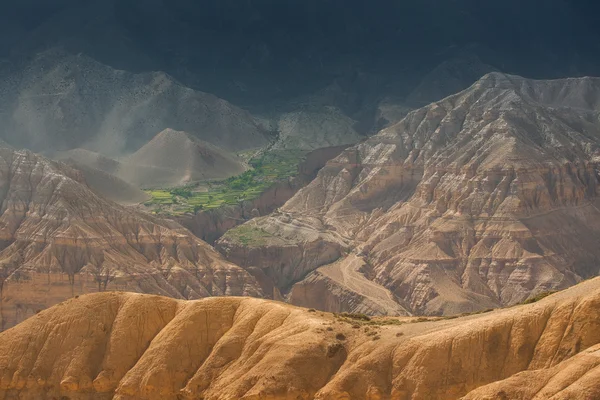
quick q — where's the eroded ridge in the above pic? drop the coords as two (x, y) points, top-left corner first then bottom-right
(0, 146), (263, 329)
(218, 73), (600, 315)
(2, 277), (600, 399)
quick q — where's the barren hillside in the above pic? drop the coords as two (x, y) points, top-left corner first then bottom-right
(119, 129), (247, 188)
(218, 73), (600, 315)
(0, 145), (263, 329)
(1, 278), (600, 399)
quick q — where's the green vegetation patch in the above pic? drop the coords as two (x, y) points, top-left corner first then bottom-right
(143, 150), (307, 215)
(222, 225), (274, 246)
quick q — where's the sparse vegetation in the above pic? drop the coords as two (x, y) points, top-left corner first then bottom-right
(522, 291), (558, 305)
(326, 342), (344, 358)
(335, 312), (371, 321)
(222, 225), (274, 246)
(440, 308), (496, 320)
(333, 311), (440, 327)
(413, 317), (430, 323)
(144, 150), (306, 216)
(367, 319), (406, 326)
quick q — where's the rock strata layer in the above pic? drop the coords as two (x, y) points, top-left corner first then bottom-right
(217, 73), (600, 315)
(0, 146), (262, 330)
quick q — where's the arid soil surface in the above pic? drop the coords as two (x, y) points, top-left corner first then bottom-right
(2, 277), (600, 399)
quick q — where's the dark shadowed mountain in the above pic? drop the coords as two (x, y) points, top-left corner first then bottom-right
(0, 0), (599, 153)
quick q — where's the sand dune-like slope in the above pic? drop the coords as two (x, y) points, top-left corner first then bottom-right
(64, 161), (150, 205)
(53, 148), (150, 204)
(119, 129), (247, 187)
(2, 278), (600, 399)
(54, 148), (122, 175)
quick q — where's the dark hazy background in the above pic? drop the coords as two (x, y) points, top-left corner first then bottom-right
(0, 0), (599, 153)
(1, 0), (599, 105)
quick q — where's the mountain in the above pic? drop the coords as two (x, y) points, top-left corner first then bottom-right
(53, 148), (150, 204)
(119, 129), (247, 188)
(60, 160), (150, 205)
(0, 49), (269, 154)
(0, 1), (599, 155)
(0, 145), (263, 330)
(217, 73), (600, 316)
(270, 106), (364, 150)
(1, 0), (599, 106)
(2, 278), (600, 399)
(405, 54), (498, 107)
(53, 148), (122, 175)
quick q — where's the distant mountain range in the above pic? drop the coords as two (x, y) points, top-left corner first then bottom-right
(0, 0), (599, 155)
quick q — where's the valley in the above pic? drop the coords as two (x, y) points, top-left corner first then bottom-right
(141, 149), (307, 215)
(0, 1), (600, 398)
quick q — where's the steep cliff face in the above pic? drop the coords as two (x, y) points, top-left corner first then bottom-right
(2, 278), (600, 399)
(0, 146), (263, 330)
(217, 73), (600, 315)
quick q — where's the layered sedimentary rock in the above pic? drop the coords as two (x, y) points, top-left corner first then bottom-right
(217, 73), (600, 315)
(2, 278), (600, 399)
(0, 146), (262, 329)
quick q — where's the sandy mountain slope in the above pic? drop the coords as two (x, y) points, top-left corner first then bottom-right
(54, 148), (122, 175)
(2, 278), (600, 399)
(217, 73), (600, 316)
(0, 145), (263, 330)
(53, 149), (150, 204)
(119, 129), (247, 188)
(0, 49), (269, 154)
(63, 161), (150, 205)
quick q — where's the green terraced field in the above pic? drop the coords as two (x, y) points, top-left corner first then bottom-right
(220, 224), (274, 246)
(143, 150), (306, 215)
